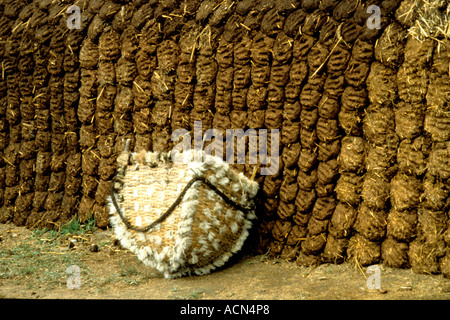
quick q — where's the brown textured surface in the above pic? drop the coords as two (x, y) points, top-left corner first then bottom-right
(0, 0), (448, 276)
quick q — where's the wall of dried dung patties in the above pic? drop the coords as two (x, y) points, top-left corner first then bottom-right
(0, 0), (448, 276)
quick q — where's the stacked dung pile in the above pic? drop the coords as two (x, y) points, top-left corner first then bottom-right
(14, 1), (42, 227)
(394, 0), (450, 275)
(348, 21), (405, 267)
(45, 10), (73, 227)
(0, 0), (448, 277)
(0, 2), (6, 218)
(262, 10), (297, 259)
(421, 40), (450, 275)
(273, 24), (302, 261)
(93, 9), (122, 226)
(78, 5), (98, 225)
(61, 14), (85, 227)
(173, 17), (196, 133)
(1, 0), (36, 226)
(3, 0), (88, 229)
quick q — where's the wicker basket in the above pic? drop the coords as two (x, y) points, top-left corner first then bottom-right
(108, 146), (259, 278)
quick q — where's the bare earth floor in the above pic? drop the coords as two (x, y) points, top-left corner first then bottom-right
(0, 223), (449, 300)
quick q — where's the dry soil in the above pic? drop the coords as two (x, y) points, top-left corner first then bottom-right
(0, 222), (449, 300)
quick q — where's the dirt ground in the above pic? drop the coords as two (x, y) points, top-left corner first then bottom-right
(0, 222), (449, 300)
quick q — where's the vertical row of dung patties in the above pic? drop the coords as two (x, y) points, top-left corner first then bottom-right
(95, 12), (121, 227)
(43, 13), (67, 227)
(273, 29), (300, 261)
(323, 6), (371, 265)
(1, 1), (42, 227)
(78, 2), (100, 225)
(291, 9), (328, 265)
(382, 33), (432, 269)
(409, 37), (449, 274)
(24, 1), (51, 228)
(7, 1), (34, 226)
(298, 12), (346, 266)
(0, 1), (9, 221)
(348, 21), (404, 266)
(61, 6), (87, 227)
(420, 40), (450, 276)
(0, 0), (17, 224)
